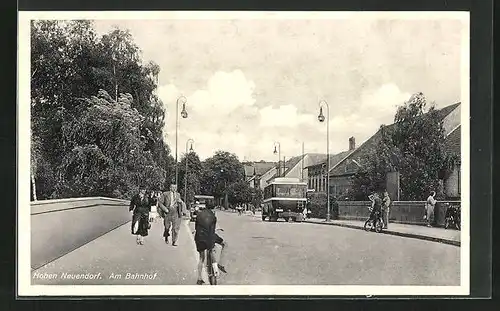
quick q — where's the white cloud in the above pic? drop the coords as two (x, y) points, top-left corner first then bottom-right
(158, 70), (260, 161)
(159, 75), (413, 161)
(259, 104), (315, 128)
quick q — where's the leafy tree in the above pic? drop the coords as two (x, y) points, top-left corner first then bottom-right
(200, 151), (245, 200)
(30, 20), (174, 199)
(53, 90), (166, 198)
(349, 93), (458, 201)
(227, 181), (253, 205)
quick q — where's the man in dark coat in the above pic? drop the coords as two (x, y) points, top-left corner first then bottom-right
(158, 184), (187, 246)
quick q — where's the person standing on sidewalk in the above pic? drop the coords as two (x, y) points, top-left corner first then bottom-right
(129, 187), (151, 245)
(158, 184), (187, 246)
(382, 191), (391, 229)
(425, 191), (437, 227)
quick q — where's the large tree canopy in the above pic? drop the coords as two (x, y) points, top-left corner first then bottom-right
(30, 20), (173, 199)
(199, 151), (245, 200)
(349, 93), (458, 201)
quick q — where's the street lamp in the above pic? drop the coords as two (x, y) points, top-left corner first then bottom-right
(220, 169), (228, 209)
(184, 138), (194, 205)
(318, 100), (331, 222)
(175, 95), (188, 188)
(273, 142), (281, 177)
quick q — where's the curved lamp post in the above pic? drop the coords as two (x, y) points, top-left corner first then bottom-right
(220, 169), (228, 209)
(184, 138), (194, 205)
(273, 141), (281, 177)
(318, 100), (331, 222)
(175, 95), (188, 187)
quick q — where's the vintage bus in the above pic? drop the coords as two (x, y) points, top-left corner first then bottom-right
(262, 177), (308, 222)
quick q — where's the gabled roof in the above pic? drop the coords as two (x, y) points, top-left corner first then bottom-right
(243, 161), (276, 178)
(444, 125), (460, 156)
(328, 102), (461, 176)
(305, 151), (352, 170)
(282, 155), (305, 176)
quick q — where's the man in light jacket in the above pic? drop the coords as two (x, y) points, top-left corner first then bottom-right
(425, 191), (437, 227)
(158, 184), (187, 246)
(382, 191), (391, 229)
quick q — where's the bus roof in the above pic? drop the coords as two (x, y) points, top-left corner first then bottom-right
(194, 195), (215, 199)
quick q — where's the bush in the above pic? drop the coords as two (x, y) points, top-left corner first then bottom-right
(307, 192), (339, 219)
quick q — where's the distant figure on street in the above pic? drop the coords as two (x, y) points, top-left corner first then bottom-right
(158, 184), (187, 246)
(129, 187), (151, 245)
(236, 204), (243, 216)
(382, 191), (391, 229)
(425, 191), (437, 227)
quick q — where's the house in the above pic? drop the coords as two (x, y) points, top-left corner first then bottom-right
(327, 102), (461, 200)
(305, 141), (354, 194)
(257, 153), (333, 191)
(443, 125), (461, 199)
(243, 161), (276, 189)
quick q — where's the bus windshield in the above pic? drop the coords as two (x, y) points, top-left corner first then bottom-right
(274, 184), (306, 198)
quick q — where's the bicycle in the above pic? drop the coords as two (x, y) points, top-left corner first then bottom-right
(364, 208), (384, 233)
(205, 228), (224, 285)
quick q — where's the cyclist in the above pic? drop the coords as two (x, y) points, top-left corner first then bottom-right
(368, 192), (383, 226)
(194, 201), (228, 285)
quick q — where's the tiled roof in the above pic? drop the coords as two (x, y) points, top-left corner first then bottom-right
(305, 151), (353, 170)
(436, 102), (460, 120)
(328, 102), (460, 176)
(243, 162), (276, 178)
(444, 125), (460, 156)
(254, 162), (277, 175)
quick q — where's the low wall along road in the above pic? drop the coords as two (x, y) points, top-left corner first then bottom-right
(336, 200), (461, 227)
(31, 197), (131, 270)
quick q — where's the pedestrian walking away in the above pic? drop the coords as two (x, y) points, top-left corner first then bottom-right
(425, 191), (437, 227)
(158, 184), (187, 246)
(129, 186), (151, 245)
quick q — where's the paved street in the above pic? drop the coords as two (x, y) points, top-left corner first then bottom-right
(31, 209), (460, 286)
(197, 211), (460, 285)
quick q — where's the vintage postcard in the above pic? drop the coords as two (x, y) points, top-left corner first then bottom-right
(18, 11), (470, 296)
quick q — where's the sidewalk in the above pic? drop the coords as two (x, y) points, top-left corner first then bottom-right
(31, 218), (199, 285)
(242, 211), (460, 247)
(304, 218), (461, 246)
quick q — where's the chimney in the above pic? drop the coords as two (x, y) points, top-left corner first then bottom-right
(349, 137), (356, 151)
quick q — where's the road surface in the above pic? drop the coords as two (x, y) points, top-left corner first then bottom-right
(31, 210), (460, 285)
(190, 211), (460, 286)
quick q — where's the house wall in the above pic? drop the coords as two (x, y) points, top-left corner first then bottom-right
(330, 175), (353, 198)
(259, 167), (277, 190)
(284, 155), (318, 181)
(444, 166), (460, 199)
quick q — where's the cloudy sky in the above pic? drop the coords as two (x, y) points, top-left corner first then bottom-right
(93, 14), (467, 162)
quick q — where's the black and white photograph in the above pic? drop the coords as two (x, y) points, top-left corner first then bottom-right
(18, 11), (470, 296)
